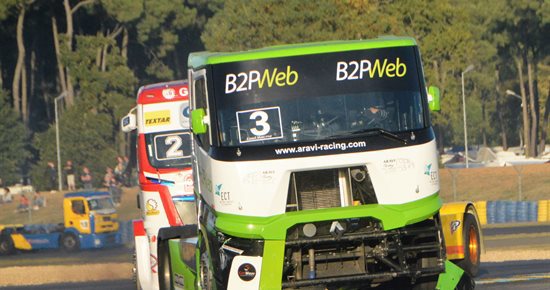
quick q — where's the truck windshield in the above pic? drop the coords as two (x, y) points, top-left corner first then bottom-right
(211, 46), (426, 147)
(144, 130), (192, 168)
(88, 197), (116, 212)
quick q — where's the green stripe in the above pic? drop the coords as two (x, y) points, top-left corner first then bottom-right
(215, 193), (442, 240)
(259, 240), (286, 289)
(188, 37), (416, 68)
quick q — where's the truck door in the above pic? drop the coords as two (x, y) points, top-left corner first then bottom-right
(65, 198), (91, 234)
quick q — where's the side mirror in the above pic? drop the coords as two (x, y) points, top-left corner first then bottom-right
(191, 108), (208, 134)
(121, 113), (137, 132)
(428, 86), (441, 111)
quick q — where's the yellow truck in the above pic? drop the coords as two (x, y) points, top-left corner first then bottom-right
(0, 191), (120, 254)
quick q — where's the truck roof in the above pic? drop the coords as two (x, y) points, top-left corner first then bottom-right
(136, 80), (189, 105)
(188, 36), (417, 68)
(64, 191), (111, 199)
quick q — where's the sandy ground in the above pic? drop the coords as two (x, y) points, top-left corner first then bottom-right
(0, 262), (133, 286)
(1, 250), (549, 286)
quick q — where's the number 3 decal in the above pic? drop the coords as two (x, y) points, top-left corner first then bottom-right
(249, 110), (270, 136)
(236, 106), (283, 143)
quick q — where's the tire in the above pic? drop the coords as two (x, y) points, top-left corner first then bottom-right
(457, 213), (481, 277)
(157, 239), (172, 290)
(0, 234), (15, 255)
(132, 249), (143, 290)
(60, 233), (80, 252)
(199, 239), (214, 290)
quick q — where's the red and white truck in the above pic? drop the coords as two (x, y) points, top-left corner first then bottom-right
(121, 80), (196, 290)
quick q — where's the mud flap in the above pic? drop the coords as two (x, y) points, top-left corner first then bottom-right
(436, 261), (476, 289)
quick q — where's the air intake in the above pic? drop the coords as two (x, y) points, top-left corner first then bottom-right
(286, 166), (377, 212)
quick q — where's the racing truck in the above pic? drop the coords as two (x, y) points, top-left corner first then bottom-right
(168, 37), (481, 289)
(121, 80), (197, 290)
(0, 191), (120, 254)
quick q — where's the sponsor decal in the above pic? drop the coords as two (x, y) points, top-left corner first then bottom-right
(80, 220), (89, 229)
(184, 174), (193, 192)
(424, 163), (439, 185)
(336, 57), (407, 81)
(225, 66), (298, 94)
(28, 238), (50, 244)
(214, 184), (232, 205)
(382, 158), (415, 173)
(145, 199), (160, 216)
(237, 263), (257, 281)
(145, 110), (171, 126)
(199, 167), (212, 195)
(174, 273), (185, 288)
(179, 86), (189, 97)
(450, 220), (461, 234)
(150, 254), (158, 273)
(243, 170), (275, 184)
(182, 106), (190, 118)
(162, 88), (176, 99)
(274, 140), (366, 155)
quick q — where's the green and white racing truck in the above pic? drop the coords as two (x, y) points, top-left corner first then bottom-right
(166, 37), (475, 289)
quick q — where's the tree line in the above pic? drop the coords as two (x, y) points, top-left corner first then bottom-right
(0, 0), (547, 187)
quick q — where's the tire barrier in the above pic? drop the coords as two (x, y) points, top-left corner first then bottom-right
(538, 200), (549, 222)
(479, 200), (547, 224)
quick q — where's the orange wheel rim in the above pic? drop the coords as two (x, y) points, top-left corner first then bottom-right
(468, 225), (479, 264)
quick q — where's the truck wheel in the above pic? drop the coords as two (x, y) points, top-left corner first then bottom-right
(0, 234), (15, 255)
(132, 249), (143, 290)
(60, 233), (80, 252)
(158, 239), (171, 290)
(199, 241), (214, 290)
(457, 213), (480, 277)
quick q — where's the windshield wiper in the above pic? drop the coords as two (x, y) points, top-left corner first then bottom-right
(330, 128), (408, 144)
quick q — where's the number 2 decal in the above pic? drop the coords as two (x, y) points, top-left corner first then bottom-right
(236, 106), (283, 143)
(165, 135), (184, 158)
(153, 132), (191, 161)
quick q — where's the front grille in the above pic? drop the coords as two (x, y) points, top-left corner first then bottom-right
(286, 166), (377, 212)
(299, 188), (340, 210)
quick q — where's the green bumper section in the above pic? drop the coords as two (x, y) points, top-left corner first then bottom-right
(216, 193), (442, 240)
(215, 193), (442, 289)
(436, 260), (465, 290)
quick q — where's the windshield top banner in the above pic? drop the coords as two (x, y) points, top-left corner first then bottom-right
(212, 46), (420, 107)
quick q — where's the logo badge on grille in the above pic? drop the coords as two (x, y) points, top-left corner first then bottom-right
(330, 221), (345, 238)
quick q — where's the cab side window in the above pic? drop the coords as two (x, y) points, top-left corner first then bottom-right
(71, 200), (86, 215)
(194, 77), (211, 150)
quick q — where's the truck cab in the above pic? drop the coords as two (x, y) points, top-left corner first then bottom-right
(121, 80), (197, 290)
(0, 191), (120, 254)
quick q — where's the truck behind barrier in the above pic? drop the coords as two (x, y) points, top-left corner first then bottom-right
(0, 191), (120, 254)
